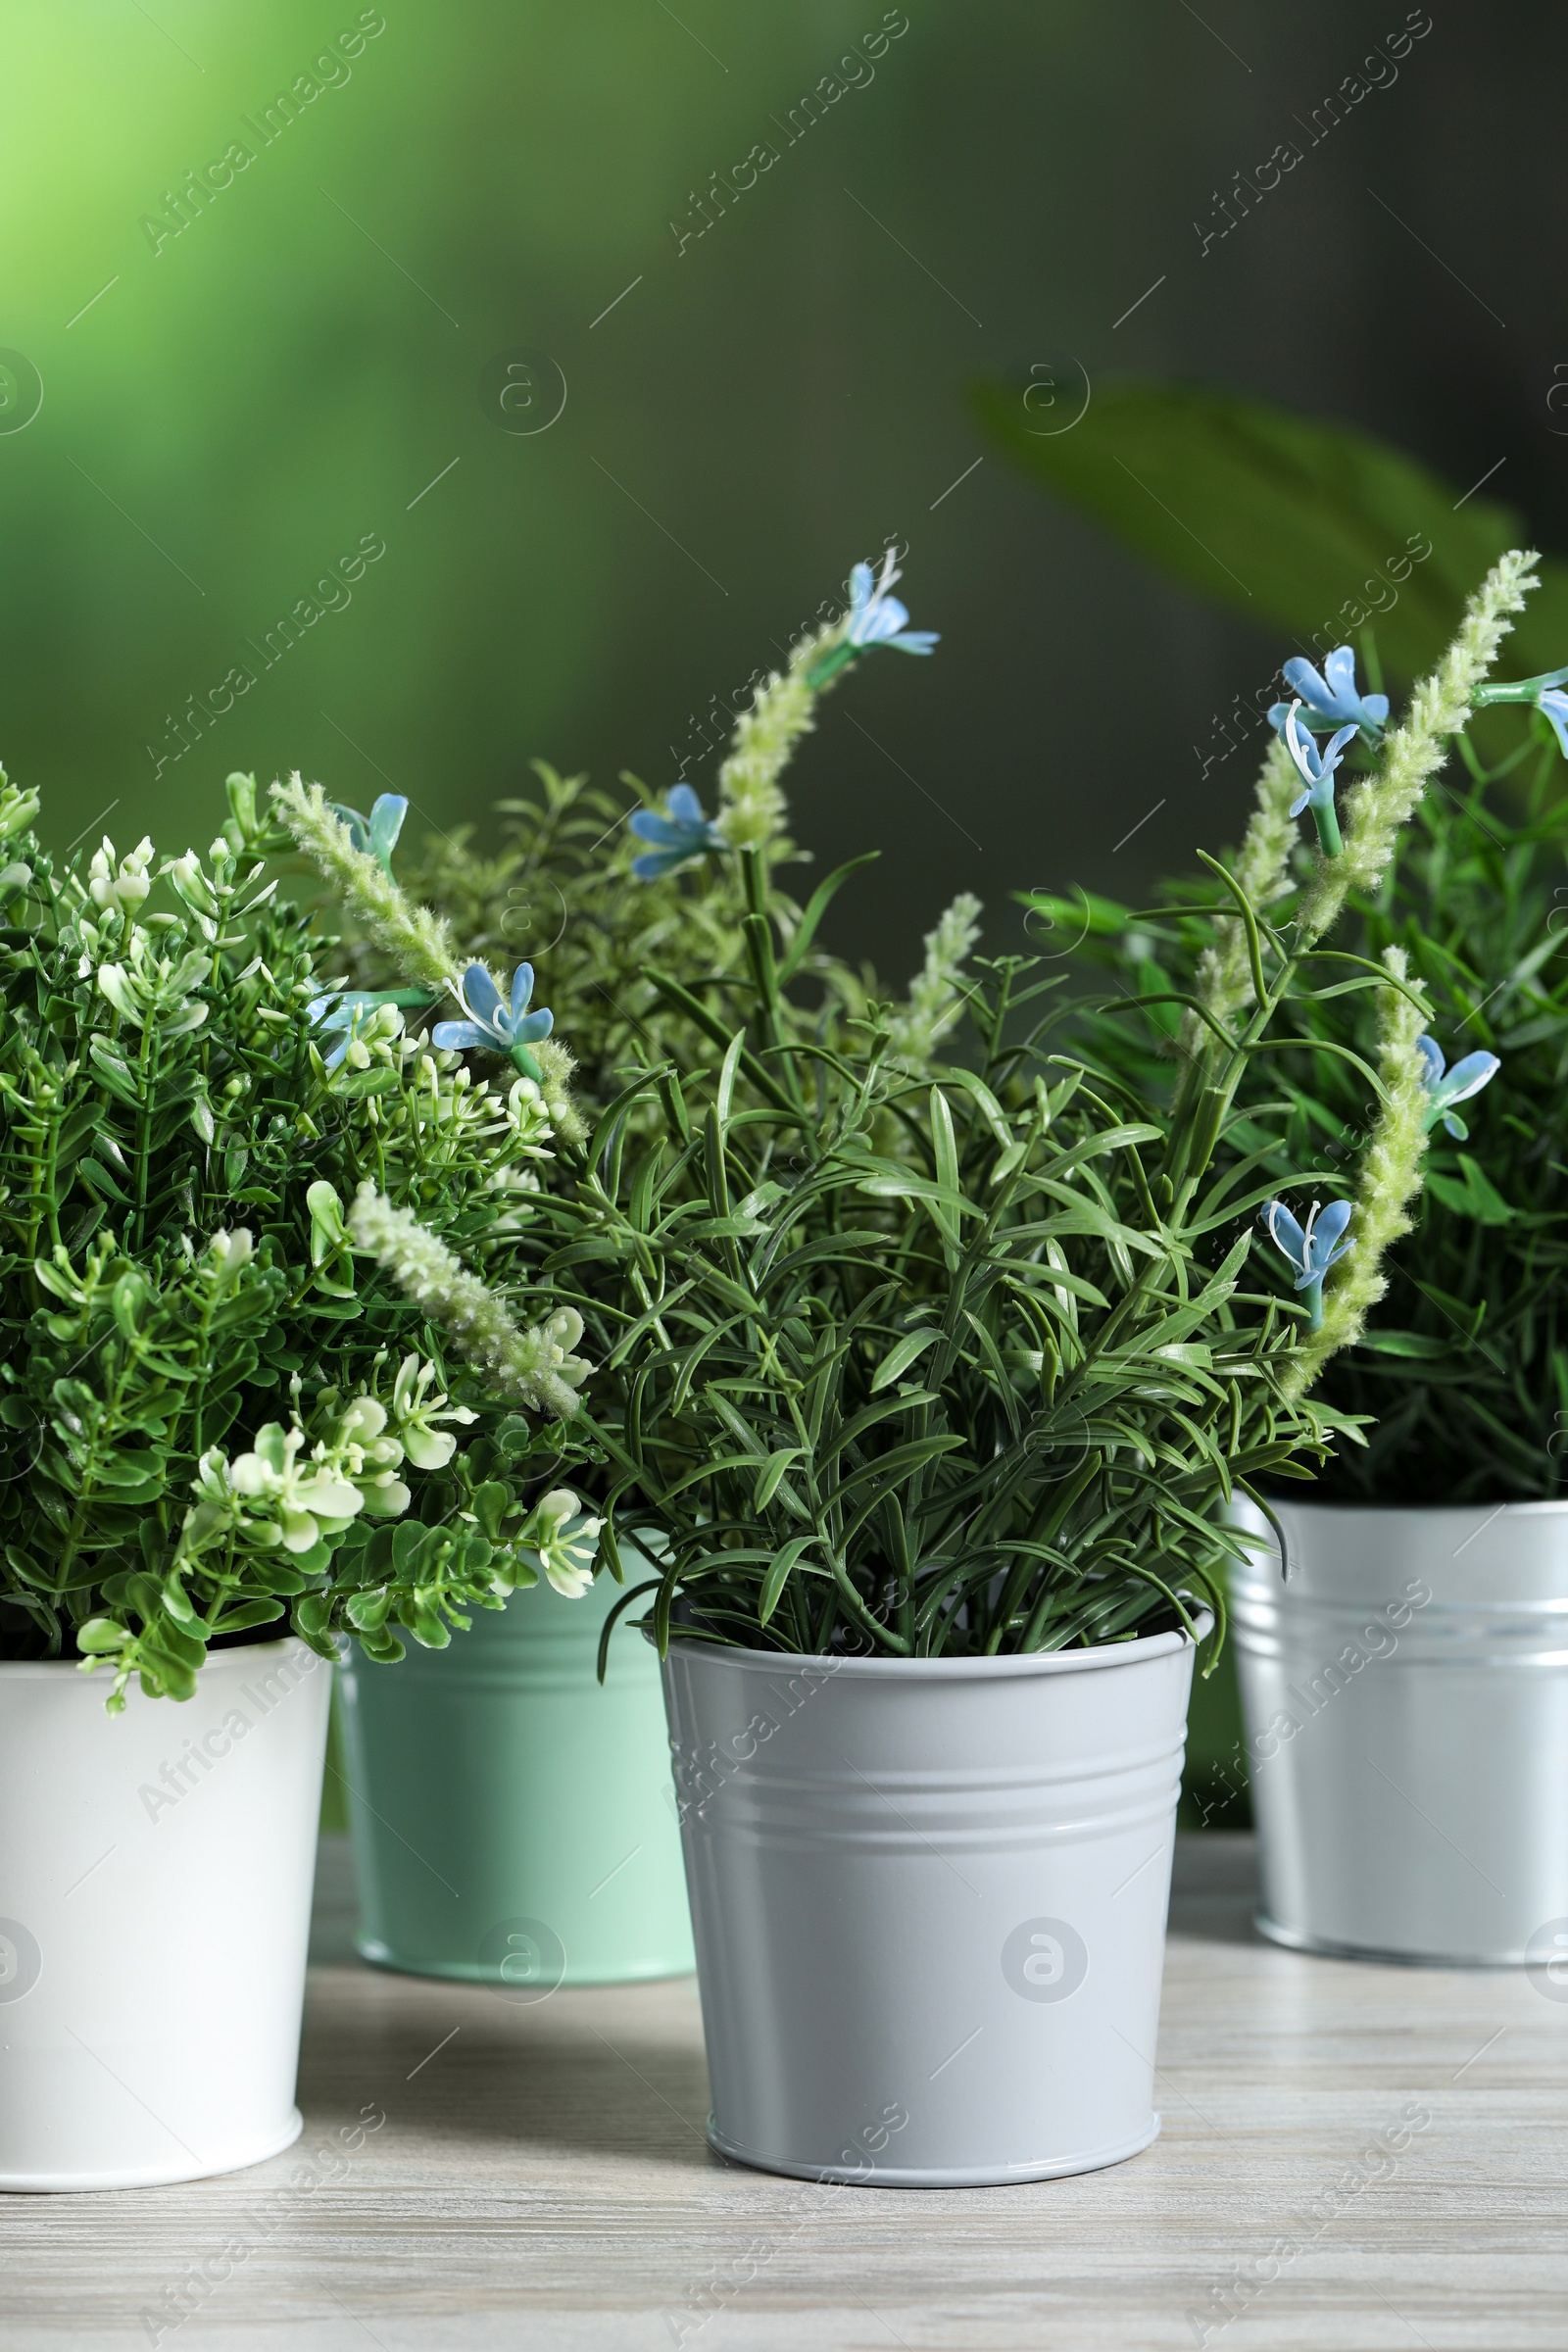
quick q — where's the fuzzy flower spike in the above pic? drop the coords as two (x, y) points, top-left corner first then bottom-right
(1283, 703), (1358, 857)
(1268, 645), (1389, 737)
(433, 961), (554, 1082)
(349, 1184), (593, 1421)
(629, 783), (726, 881)
(270, 775), (465, 995)
(1261, 1198), (1355, 1333)
(1415, 1034), (1500, 1139)
(807, 551), (939, 686)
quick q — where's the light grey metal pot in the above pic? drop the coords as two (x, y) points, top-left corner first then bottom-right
(1230, 1497), (1568, 1966)
(659, 1620), (1204, 2187)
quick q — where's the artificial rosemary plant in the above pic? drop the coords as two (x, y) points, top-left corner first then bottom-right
(428, 567), (1536, 1657)
(1037, 612), (1568, 1501)
(283, 554), (1536, 1658)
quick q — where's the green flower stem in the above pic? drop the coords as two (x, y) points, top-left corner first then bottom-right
(1310, 800), (1343, 858)
(1472, 668), (1568, 706)
(1174, 729), (1298, 1112)
(509, 1041), (544, 1084)
(131, 1022), (161, 1256)
(804, 642), (858, 689)
(737, 844), (804, 1106)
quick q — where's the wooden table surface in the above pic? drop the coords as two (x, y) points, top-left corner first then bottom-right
(5, 1834), (1566, 2351)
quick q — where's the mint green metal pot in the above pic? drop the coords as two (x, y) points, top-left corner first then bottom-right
(336, 1570), (693, 1984)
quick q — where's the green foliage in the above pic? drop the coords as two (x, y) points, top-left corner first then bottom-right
(0, 769), (595, 1704)
(974, 378), (1568, 678)
(979, 376), (1568, 1499)
(1038, 746), (1568, 1503)
(437, 571), (1534, 1658)
(504, 844), (1373, 1663)
(388, 761), (871, 1103)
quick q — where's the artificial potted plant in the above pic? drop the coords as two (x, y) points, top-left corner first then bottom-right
(280, 554), (980, 1988)
(401, 566), (1532, 2183)
(0, 771), (596, 2189)
(1048, 557), (1568, 1964)
(1218, 627), (1568, 1968)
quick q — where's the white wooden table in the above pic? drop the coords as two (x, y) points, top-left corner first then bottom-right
(5, 1836), (1566, 2350)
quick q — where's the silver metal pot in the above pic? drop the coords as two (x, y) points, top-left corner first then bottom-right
(659, 1620), (1203, 2186)
(1230, 1497), (1568, 1966)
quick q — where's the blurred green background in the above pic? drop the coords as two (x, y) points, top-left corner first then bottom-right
(5, 2), (1557, 1826)
(5, 0), (1561, 994)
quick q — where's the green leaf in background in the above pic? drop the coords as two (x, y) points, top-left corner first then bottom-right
(1424, 1152), (1515, 1225)
(973, 378), (1568, 679)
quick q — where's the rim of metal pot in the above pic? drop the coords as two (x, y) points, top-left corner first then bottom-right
(655, 1610), (1212, 1681)
(1250, 1496), (1568, 1523)
(0, 1635), (317, 1681)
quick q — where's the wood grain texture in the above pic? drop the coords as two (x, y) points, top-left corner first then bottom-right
(4, 1836), (1566, 2350)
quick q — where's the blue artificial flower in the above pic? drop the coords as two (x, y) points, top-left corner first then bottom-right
(1282, 704), (1358, 857)
(805, 553), (940, 687)
(326, 793), (408, 877)
(1260, 1197), (1355, 1333)
(843, 552), (940, 658)
(1415, 1034), (1500, 1141)
(432, 963), (554, 1079)
(628, 783), (726, 882)
(307, 988), (429, 1071)
(1538, 688), (1568, 760)
(1267, 646), (1389, 737)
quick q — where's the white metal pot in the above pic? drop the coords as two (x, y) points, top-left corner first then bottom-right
(0, 1638), (330, 2190)
(1230, 1497), (1568, 1966)
(660, 1620), (1204, 2186)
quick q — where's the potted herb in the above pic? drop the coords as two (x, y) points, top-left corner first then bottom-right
(278, 557), (979, 1989)
(1046, 563), (1568, 1964)
(1221, 636), (1568, 1968)
(0, 771), (596, 2189)
(410, 568), (1535, 2183)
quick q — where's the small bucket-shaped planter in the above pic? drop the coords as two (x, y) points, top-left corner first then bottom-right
(0, 1639), (329, 2191)
(337, 1570), (694, 1985)
(1231, 1497), (1568, 1966)
(660, 1621), (1203, 2185)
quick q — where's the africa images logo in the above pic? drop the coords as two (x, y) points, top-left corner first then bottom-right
(0, 1918), (42, 2004)
(1001, 1917), (1089, 2003)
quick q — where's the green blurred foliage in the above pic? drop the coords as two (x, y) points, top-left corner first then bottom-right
(2, 0), (1105, 884)
(4, 1), (730, 841)
(5, 0), (1560, 1003)
(976, 377), (1568, 679)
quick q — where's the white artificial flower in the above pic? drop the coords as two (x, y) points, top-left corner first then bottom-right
(390, 1351), (476, 1471)
(229, 1424), (367, 1553)
(88, 835), (154, 916)
(529, 1488), (604, 1599)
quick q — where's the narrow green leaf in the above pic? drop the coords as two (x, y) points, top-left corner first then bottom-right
(759, 1536), (815, 1626)
(869, 1327), (942, 1392)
